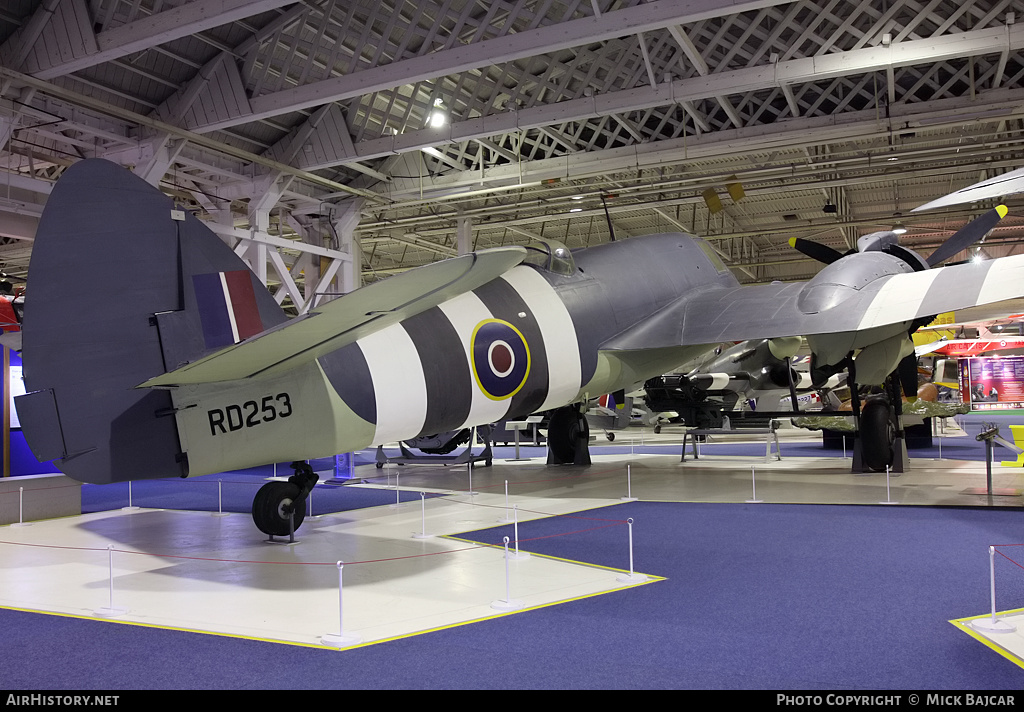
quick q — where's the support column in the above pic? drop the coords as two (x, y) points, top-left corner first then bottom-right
(0, 116), (14, 152)
(247, 172), (293, 288)
(329, 198), (364, 297)
(457, 215), (472, 255)
(132, 135), (185, 187)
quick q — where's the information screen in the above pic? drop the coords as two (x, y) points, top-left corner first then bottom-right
(959, 356), (1024, 410)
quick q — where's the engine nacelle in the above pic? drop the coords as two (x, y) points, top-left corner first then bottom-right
(797, 252), (915, 315)
(853, 334), (915, 386)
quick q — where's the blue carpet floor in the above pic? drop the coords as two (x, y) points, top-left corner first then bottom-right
(3, 500), (1022, 690)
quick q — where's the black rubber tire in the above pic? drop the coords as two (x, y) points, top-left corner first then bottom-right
(252, 481), (306, 536)
(860, 399), (895, 472)
(548, 407), (589, 463)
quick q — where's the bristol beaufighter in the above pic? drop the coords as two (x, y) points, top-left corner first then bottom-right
(15, 160), (1021, 535)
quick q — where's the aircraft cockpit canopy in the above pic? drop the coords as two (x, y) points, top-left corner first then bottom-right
(523, 238), (577, 276)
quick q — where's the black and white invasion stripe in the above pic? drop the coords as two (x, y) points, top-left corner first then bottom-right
(320, 265), (583, 445)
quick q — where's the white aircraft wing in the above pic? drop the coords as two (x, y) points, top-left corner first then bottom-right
(601, 253), (1024, 350)
(912, 167), (1024, 212)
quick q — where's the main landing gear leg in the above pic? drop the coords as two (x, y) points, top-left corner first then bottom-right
(252, 461), (320, 539)
(546, 404), (592, 466)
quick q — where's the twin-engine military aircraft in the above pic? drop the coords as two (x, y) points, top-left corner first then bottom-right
(15, 159), (1024, 536)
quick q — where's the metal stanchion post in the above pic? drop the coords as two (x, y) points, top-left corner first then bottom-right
(491, 537), (525, 610)
(412, 492), (433, 539)
(321, 561), (361, 647)
(95, 545), (128, 618)
(616, 518), (648, 584)
(970, 546), (1017, 634)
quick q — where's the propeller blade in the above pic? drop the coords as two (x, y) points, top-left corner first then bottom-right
(925, 205), (1007, 267)
(789, 237), (845, 265)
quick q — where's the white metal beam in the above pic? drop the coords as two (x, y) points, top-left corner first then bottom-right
(375, 88), (1024, 203)
(29, 0), (299, 80)
(266, 247), (305, 309)
(206, 221), (353, 262)
(0, 63), (386, 203)
(0, 0), (61, 70)
(321, 23), (1024, 171)
(667, 24), (744, 128)
(188, 0), (794, 133)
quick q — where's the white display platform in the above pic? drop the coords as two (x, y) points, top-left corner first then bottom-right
(0, 473), (81, 525)
(952, 609), (1024, 668)
(0, 486), (657, 649)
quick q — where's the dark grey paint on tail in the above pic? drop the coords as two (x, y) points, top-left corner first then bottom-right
(17, 159), (287, 484)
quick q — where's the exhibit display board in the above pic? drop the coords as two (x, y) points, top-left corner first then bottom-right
(3, 349), (55, 476)
(959, 356), (1024, 410)
(7, 348), (23, 427)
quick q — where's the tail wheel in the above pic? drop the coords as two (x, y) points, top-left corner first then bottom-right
(860, 399), (895, 472)
(252, 481), (306, 536)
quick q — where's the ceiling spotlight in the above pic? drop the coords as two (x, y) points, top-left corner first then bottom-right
(569, 207), (583, 213)
(822, 200), (837, 214)
(892, 222), (907, 234)
(428, 98), (447, 128)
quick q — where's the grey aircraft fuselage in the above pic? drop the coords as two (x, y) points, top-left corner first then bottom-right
(171, 235), (728, 477)
(17, 159), (732, 486)
(30, 159), (1021, 491)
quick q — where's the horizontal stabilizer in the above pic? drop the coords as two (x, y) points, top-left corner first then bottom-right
(140, 247), (527, 387)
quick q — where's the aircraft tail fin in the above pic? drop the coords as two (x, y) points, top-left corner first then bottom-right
(16, 159), (288, 483)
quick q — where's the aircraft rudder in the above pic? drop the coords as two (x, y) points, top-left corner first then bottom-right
(17, 159), (285, 483)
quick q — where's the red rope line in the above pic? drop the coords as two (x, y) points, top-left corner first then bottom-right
(441, 493), (629, 522)
(0, 482), (83, 495)
(514, 521), (624, 543)
(994, 549), (1024, 571)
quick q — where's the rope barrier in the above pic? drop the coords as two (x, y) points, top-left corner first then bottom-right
(0, 482), (82, 496)
(0, 460), (641, 580)
(993, 545), (1024, 572)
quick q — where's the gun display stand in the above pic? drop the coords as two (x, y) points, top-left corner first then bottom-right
(964, 425), (1022, 497)
(850, 432), (909, 474)
(375, 425), (494, 469)
(265, 511), (300, 545)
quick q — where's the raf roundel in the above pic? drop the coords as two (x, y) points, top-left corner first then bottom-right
(471, 319), (531, 400)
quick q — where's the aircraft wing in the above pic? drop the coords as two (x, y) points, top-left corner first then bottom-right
(601, 253), (1024, 350)
(140, 246), (527, 387)
(912, 166), (1024, 212)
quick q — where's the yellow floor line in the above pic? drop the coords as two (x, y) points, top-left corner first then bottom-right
(949, 607), (1024, 670)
